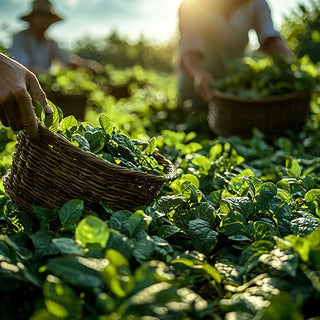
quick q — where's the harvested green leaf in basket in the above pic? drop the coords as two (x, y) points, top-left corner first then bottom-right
(38, 102), (166, 176)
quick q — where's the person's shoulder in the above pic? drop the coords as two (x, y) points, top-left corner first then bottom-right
(12, 29), (29, 39)
(46, 37), (61, 49)
(11, 29), (32, 44)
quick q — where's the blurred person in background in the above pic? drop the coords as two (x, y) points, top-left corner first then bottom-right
(10, 0), (101, 75)
(176, 0), (293, 134)
(0, 53), (52, 139)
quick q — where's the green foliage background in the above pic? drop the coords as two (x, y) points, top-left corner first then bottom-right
(282, 0), (320, 63)
(1, 2), (320, 319)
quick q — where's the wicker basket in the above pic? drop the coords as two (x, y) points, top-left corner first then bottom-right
(46, 92), (88, 120)
(3, 124), (176, 214)
(208, 90), (311, 138)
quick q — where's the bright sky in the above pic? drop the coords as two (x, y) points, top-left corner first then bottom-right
(0, 0), (307, 48)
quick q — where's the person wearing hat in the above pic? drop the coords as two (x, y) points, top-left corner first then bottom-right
(9, 0), (100, 75)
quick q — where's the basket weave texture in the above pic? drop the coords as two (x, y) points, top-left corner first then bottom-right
(3, 124), (176, 213)
(208, 91), (311, 138)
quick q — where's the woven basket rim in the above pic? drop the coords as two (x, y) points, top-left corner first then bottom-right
(35, 123), (176, 182)
(212, 90), (310, 103)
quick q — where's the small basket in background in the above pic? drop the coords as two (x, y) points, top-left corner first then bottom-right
(208, 90), (311, 138)
(3, 124), (176, 214)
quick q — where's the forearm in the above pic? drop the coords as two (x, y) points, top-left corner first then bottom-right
(260, 36), (294, 61)
(181, 52), (214, 102)
(181, 52), (207, 80)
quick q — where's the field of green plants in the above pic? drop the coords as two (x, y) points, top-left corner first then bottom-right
(0, 57), (320, 319)
(1, 2), (320, 318)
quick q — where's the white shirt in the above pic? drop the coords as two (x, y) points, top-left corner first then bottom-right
(178, 0), (280, 77)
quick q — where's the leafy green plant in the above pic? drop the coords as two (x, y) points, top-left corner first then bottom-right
(282, 0), (320, 64)
(1, 58), (320, 319)
(42, 106), (166, 176)
(214, 56), (319, 98)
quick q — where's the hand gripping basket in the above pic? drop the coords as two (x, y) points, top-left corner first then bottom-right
(3, 124), (176, 213)
(208, 90), (311, 138)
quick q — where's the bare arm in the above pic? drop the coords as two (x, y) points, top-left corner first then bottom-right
(260, 36), (294, 62)
(181, 52), (214, 102)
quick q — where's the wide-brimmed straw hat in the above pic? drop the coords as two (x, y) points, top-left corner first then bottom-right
(20, 0), (63, 23)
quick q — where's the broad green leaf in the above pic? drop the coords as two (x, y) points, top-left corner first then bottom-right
(95, 293), (115, 314)
(303, 175), (315, 190)
(286, 158), (302, 178)
(257, 293), (304, 320)
(101, 264), (129, 298)
(283, 228), (320, 263)
(220, 291), (269, 314)
(249, 220), (276, 242)
(195, 202), (216, 226)
(106, 230), (134, 260)
(202, 263), (222, 283)
(34, 100), (45, 122)
(255, 182), (277, 211)
(191, 154), (212, 171)
(128, 210), (147, 237)
(158, 225), (183, 239)
(181, 142), (203, 155)
(151, 235), (174, 260)
(47, 256), (103, 287)
(99, 114), (114, 135)
(101, 249), (133, 298)
(171, 258), (195, 268)
(71, 134), (91, 151)
(209, 143), (223, 160)
(59, 199), (84, 226)
(229, 235), (252, 242)
(105, 248), (129, 268)
(305, 189), (320, 202)
(59, 115), (78, 135)
(133, 236), (156, 263)
(258, 248), (299, 277)
(31, 230), (59, 257)
(44, 275), (82, 319)
(240, 240), (275, 271)
(185, 131), (197, 142)
(189, 219), (217, 256)
(276, 188), (292, 202)
(0, 241), (13, 262)
(75, 216), (110, 248)
(44, 101), (62, 132)
(242, 176), (264, 195)
(145, 136), (157, 155)
(33, 206), (59, 229)
(109, 210), (131, 235)
(52, 238), (85, 255)
(170, 174), (200, 194)
(291, 214), (320, 237)
(224, 197), (254, 219)
(219, 211), (248, 237)
(84, 130), (105, 153)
